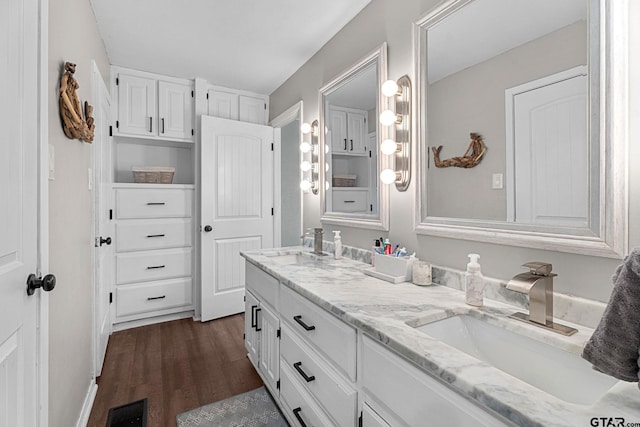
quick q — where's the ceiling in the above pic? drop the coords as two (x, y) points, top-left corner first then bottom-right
(90, 0), (371, 95)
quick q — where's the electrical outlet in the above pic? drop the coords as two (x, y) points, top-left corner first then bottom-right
(492, 173), (503, 189)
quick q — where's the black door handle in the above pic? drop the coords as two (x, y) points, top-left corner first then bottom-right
(343, 139), (347, 150)
(293, 362), (315, 382)
(204, 225), (213, 232)
(350, 139), (353, 151)
(251, 305), (257, 328)
(255, 308), (262, 331)
(26, 273), (56, 296)
(293, 315), (315, 331)
(99, 236), (112, 246)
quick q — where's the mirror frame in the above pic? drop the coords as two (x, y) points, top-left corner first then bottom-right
(413, 0), (628, 258)
(319, 42), (390, 231)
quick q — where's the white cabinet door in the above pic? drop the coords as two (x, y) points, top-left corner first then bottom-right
(159, 80), (193, 141)
(239, 95), (266, 124)
(207, 89), (239, 120)
(245, 290), (260, 366)
(117, 73), (156, 137)
(258, 303), (280, 394)
(330, 109), (348, 152)
(347, 111), (366, 154)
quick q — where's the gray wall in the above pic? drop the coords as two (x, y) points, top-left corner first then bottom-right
(48, 0), (110, 425)
(427, 21), (586, 220)
(269, 0), (640, 303)
(281, 119), (302, 246)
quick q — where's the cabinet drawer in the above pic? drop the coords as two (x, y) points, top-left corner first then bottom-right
(362, 336), (511, 427)
(116, 219), (192, 252)
(280, 363), (336, 427)
(116, 278), (192, 318)
(116, 188), (192, 219)
(116, 248), (191, 284)
(245, 263), (278, 310)
(280, 285), (356, 381)
(332, 190), (367, 213)
(281, 323), (356, 426)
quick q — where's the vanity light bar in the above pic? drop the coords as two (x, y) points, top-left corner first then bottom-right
(299, 120), (320, 195)
(380, 75), (411, 191)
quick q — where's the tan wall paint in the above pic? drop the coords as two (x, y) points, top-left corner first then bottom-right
(48, 0), (109, 425)
(269, 0), (639, 302)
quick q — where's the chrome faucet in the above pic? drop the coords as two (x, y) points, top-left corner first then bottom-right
(506, 262), (577, 336)
(301, 227), (324, 255)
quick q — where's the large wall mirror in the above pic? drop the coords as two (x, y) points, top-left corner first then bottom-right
(415, 0), (627, 257)
(319, 43), (390, 230)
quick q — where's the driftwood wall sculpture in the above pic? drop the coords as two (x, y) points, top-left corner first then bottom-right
(59, 62), (95, 143)
(432, 132), (486, 168)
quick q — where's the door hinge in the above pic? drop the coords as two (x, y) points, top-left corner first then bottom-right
(109, 209), (113, 220)
(369, 150), (371, 158)
(243, 333), (245, 340)
(244, 295), (246, 302)
(206, 93), (209, 100)
(109, 125), (113, 136)
(271, 142), (274, 151)
(191, 129), (194, 136)
(271, 208), (274, 216)
(264, 103), (267, 110)
(116, 120), (119, 129)
(276, 380), (280, 390)
(370, 204), (373, 212)
(191, 90), (194, 98)
(115, 77), (119, 86)
(109, 292), (113, 304)
(276, 327), (281, 339)
(358, 411), (363, 427)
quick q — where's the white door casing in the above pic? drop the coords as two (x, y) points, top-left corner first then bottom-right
(200, 116), (276, 321)
(92, 63), (113, 377)
(0, 0), (47, 425)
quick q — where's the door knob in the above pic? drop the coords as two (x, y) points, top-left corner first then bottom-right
(26, 273), (56, 296)
(204, 225), (213, 232)
(100, 236), (112, 246)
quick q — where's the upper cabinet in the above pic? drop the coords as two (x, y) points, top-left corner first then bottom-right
(207, 86), (269, 125)
(113, 67), (194, 143)
(329, 106), (367, 155)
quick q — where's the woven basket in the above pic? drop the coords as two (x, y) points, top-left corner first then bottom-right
(332, 174), (357, 187)
(132, 166), (175, 184)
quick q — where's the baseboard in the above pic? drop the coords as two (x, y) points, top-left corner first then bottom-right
(112, 310), (194, 332)
(76, 380), (98, 427)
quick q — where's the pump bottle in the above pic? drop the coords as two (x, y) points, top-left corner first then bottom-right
(333, 231), (342, 260)
(465, 253), (485, 306)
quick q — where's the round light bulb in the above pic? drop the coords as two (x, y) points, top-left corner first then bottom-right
(301, 122), (312, 134)
(380, 169), (397, 184)
(300, 161), (311, 172)
(379, 110), (397, 126)
(300, 141), (311, 153)
(381, 80), (399, 97)
(300, 180), (312, 191)
(325, 162), (330, 172)
(325, 181), (330, 190)
(380, 139), (398, 155)
(324, 144), (330, 154)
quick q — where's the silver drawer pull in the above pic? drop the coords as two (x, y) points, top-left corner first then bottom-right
(343, 200), (355, 203)
(146, 202), (165, 206)
(146, 234), (165, 238)
(147, 295), (166, 301)
(146, 265), (165, 270)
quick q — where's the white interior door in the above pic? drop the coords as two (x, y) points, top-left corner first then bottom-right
(0, 0), (44, 424)
(93, 64), (113, 377)
(200, 116), (276, 321)
(509, 72), (588, 227)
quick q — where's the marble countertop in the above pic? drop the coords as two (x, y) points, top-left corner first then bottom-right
(240, 247), (640, 427)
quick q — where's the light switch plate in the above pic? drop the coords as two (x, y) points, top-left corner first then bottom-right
(492, 173), (503, 189)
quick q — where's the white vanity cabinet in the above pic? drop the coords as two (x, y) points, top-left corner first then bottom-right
(207, 86), (269, 125)
(329, 106), (367, 155)
(113, 184), (194, 325)
(332, 187), (370, 213)
(245, 263), (281, 395)
(113, 67), (194, 142)
(361, 336), (512, 427)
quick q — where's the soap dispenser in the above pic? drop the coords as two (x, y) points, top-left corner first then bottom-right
(465, 254), (485, 307)
(333, 231), (342, 260)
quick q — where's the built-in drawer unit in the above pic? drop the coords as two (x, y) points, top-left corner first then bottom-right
(246, 262), (279, 310)
(116, 248), (192, 285)
(280, 323), (357, 426)
(115, 218), (192, 252)
(332, 188), (368, 213)
(280, 362), (336, 427)
(115, 188), (193, 219)
(116, 278), (192, 318)
(280, 284), (357, 381)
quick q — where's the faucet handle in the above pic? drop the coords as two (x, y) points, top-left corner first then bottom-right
(521, 262), (554, 276)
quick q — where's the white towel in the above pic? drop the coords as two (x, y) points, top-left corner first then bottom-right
(582, 248), (640, 385)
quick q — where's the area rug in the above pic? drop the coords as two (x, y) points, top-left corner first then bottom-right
(176, 386), (289, 427)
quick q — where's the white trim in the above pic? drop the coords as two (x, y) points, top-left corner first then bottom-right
(37, 0), (50, 424)
(413, 0), (628, 258)
(112, 310), (194, 332)
(269, 101), (304, 246)
(75, 381), (98, 427)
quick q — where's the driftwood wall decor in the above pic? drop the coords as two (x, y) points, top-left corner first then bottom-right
(59, 62), (95, 143)
(432, 132), (486, 168)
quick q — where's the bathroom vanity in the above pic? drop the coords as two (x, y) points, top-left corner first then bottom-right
(241, 247), (640, 427)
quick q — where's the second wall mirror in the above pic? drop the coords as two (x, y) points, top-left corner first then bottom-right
(319, 43), (389, 230)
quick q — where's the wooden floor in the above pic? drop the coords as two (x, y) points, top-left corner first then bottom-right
(87, 314), (263, 427)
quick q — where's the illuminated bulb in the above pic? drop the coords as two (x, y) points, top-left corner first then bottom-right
(300, 180), (312, 191)
(300, 161), (311, 172)
(325, 181), (330, 190)
(324, 144), (330, 154)
(300, 141), (311, 153)
(381, 80), (399, 97)
(380, 169), (397, 184)
(325, 162), (330, 172)
(381, 139), (398, 155)
(380, 110), (398, 126)
(301, 122), (311, 134)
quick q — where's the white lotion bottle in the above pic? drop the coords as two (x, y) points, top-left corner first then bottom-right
(465, 253), (484, 306)
(333, 230), (342, 260)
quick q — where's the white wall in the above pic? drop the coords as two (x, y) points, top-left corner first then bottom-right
(48, 0), (110, 425)
(269, 0), (639, 303)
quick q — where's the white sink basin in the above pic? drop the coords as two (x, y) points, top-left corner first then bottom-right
(414, 315), (618, 405)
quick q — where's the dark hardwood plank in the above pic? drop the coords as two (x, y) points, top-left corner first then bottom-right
(87, 314), (262, 427)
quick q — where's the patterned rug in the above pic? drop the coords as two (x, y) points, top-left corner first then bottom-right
(176, 386), (289, 427)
